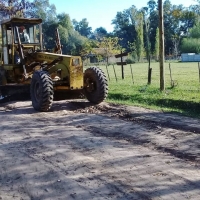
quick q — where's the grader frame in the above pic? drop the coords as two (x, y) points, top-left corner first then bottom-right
(0, 17), (108, 111)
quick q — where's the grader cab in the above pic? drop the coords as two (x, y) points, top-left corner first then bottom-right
(0, 17), (108, 111)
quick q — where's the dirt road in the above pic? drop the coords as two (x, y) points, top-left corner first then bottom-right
(0, 100), (200, 200)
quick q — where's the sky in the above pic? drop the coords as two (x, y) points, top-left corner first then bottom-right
(48, 0), (197, 32)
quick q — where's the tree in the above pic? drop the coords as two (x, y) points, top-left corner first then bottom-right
(135, 11), (144, 62)
(163, 0), (175, 55)
(180, 38), (200, 53)
(42, 13), (87, 55)
(96, 37), (122, 64)
(189, 0), (200, 22)
(72, 18), (92, 38)
(66, 31), (87, 55)
(147, 1), (159, 54)
(42, 22), (59, 50)
(0, 0), (35, 18)
(154, 27), (159, 61)
(189, 23), (200, 38)
(147, 0), (157, 12)
(179, 9), (196, 34)
(57, 13), (87, 55)
(112, 6), (137, 52)
(161, 1), (196, 56)
(180, 22), (200, 53)
(112, 11), (130, 31)
(31, 0), (57, 22)
(90, 27), (108, 40)
(80, 39), (98, 65)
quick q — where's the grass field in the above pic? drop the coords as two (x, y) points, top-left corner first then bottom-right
(89, 61), (200, 118)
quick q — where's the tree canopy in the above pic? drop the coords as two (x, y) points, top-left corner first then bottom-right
(1, 0), (200, 61)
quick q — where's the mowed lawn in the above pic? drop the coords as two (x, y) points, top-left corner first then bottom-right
(91, 61), (200, 118)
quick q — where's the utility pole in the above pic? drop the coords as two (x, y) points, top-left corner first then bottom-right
(158, 0), (165, 91)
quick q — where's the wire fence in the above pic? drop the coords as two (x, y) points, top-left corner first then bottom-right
(92, 62), (200, 91)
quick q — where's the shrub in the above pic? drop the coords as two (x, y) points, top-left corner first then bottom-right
(125, 58), (135, 64)
(180, 38), (200, 54)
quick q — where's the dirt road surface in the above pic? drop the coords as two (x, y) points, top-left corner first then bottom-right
(0, 99), (200, 200)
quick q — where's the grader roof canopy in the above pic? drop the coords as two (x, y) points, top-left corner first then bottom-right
(0, 17), (42, 25)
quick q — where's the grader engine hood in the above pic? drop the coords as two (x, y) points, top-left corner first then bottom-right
(34, 52), (83, 90)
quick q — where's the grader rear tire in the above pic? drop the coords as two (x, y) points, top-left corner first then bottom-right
(84, 66), (108, 104)
(30, 70), (54, 111)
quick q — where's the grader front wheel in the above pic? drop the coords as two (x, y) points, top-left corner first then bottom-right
(30, 70), (54, 111)
(84, 66), (108, 104)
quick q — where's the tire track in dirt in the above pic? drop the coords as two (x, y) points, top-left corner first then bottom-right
(63, 101), (200, 164)
(0, 100), (200, 200)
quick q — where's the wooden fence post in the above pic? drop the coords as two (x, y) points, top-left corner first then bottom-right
(115, 52), (128, 80)
(106, 65), (110, 81)
(130, 64), (134, 84)
(112, 65), (117, 82)
(147, 57), (152, 85)
(169, 63), (174, 87)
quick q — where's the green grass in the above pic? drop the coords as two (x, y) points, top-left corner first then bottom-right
(90, 62), (200, 118)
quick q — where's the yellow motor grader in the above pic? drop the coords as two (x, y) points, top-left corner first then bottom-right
(0, 17), (108, 111)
